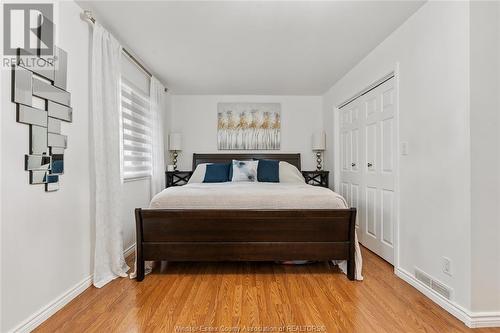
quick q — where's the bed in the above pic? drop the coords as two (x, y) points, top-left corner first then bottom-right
(135, 153), (359, 281)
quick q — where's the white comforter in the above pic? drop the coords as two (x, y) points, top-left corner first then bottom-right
(148, 182), (363, 280)
(150, 182), (348, 209)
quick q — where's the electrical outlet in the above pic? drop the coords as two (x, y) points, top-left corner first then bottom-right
(442, 257), (452, 276)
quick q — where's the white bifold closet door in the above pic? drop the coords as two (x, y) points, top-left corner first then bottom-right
(339, 78), (396, 265)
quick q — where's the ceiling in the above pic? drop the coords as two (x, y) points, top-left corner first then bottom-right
(77, 1), (424, 95)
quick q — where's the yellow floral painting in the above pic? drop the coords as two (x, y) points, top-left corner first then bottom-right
(217, 103), (281, 150)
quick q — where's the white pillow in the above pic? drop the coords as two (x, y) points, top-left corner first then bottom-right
(187, 163), (208, 184)
(279, 161), (305, 183)
(231, 160), (258, 182)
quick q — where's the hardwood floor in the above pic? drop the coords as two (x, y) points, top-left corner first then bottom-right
(36, 247), (499, 333)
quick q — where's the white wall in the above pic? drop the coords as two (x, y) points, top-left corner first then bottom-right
(469, 1), (500, 313)
(0, 1), (154, 331)
(170, 95), (323, 171)
(0, 2), (4, 328)
(1, 2), (92, 331)
(322, 1), (472, 310)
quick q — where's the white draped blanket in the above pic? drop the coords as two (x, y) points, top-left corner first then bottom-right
(151, 182), (346, 209)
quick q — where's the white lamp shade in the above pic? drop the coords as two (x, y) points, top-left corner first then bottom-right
(169, 133), (182, 151)
(312, 131), (326, 151)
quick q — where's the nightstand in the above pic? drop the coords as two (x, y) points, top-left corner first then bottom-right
(166, 171), (193, 188)
(302, 170), (329, 188)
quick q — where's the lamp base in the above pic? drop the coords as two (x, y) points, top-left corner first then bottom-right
(172, 151), (178, 171)
(316, 151), (322, 171)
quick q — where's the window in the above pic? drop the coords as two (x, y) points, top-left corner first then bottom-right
(120, 54), (151, 180)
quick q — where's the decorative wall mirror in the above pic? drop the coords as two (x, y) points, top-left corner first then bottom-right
(12, 46), (72, 192)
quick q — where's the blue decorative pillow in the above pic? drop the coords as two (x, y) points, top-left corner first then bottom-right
(257, 159), (280, 182)
(203, 163), (230, 183)
(231, 160), (258, 182)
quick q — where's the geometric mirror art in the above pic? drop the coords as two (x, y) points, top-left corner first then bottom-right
(12, 46), (72, 192)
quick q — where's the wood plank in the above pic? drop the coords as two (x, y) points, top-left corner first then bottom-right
(34, 248), (500, 333)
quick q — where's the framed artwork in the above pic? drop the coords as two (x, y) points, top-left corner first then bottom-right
(217, 102), (281, 150)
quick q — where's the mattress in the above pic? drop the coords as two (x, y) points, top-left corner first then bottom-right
(149, 182), (349, 209)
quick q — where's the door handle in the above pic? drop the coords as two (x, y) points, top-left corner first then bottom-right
(351, 163), (356, 167)
(367, 163), (373, 167)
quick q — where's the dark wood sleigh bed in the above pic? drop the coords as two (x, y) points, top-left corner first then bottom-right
(135, 153), (357, 281)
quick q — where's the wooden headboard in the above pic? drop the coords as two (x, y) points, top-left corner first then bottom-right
(192, 153), (301, 170)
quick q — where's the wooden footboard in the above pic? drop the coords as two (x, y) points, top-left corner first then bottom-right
(135, 208), (357, 281)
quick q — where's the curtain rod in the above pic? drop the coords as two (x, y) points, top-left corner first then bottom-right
(82, 10), (168, 93)
(337, 71), (394, 109)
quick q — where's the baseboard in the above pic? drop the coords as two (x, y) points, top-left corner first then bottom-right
(11, 275), (93, 333)
(468, 312), (500, 328)
(395, 267), (471, 325)
(124, 242), (136, 259)
(11, 244), (137, 333)
(395, 267), (500, 328)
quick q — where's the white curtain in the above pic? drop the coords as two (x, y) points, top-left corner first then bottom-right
(128, 77), (165, 280)
(150, 77), (166, 197)
(91, 23), (129, 288)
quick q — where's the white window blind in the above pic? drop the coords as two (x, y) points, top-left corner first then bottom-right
(120, 54), (151, 180)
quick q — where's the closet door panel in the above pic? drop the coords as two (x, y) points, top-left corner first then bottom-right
(351, 105), (360, 123)
(341, 130), (352, 172)
(365, 95), (378, 118)
(382, 85), (395, 111)
(351, 184), (360, 227)
(338, 77), (396, 265)
(365, 186), (377, 237)
(381, 118), (394, 173)
(365, 122), (377, 174)
(351, 128), (359, 172)
(345, 131), (351, 171)
(341, 108), (351, 127)
(340, 182), (349, 199)
(381, 189), (394, 246)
